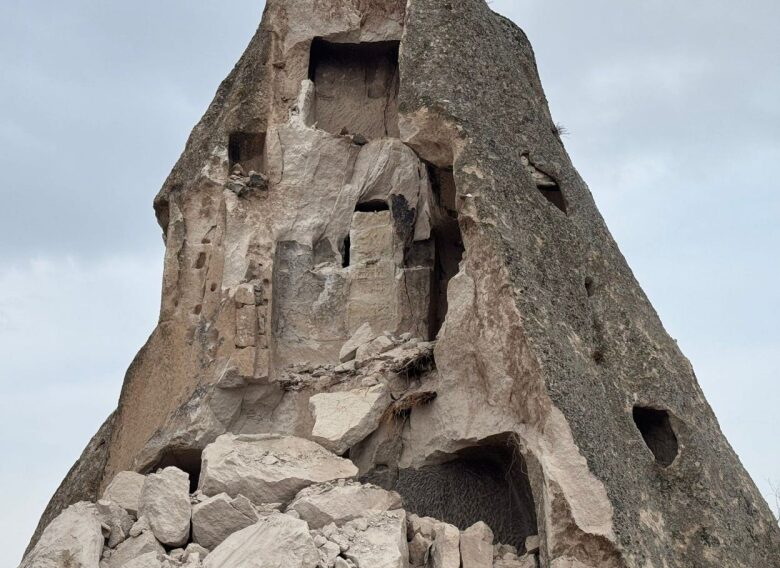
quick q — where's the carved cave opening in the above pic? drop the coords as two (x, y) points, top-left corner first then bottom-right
(144, 448), (203, 493)
(308, 38), (400, 139)
(633, 406), (679, 467)
(228, 131), (266, 175)
(538, 183), (567, 214)
(429, 167), (464, 338)
(394, 437), (538, 550)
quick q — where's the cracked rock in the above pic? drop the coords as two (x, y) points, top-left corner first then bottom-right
(310, 385), (391, 454)
(138, 467), (191, 547)
(199, 433), (358, 505)
(103, 471), (147, 517)
(287, 479), (402, 528)
(192, 493), (258, 550)
(203, 513), (319, 568)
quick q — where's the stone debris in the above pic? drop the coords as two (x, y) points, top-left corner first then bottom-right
(337, 511), (409, 568)
(339, 323), (377, 363)
(309, 384), (391, 454)
(97, 499), (135, 549)
(20, 502), (104, 568)
(100, 531), (165, 568)
(20, 450), (538, 568)
(460, 521), (494, 568)
(198, 433), (358, 505)
(432, 521), (460, 568)
(287, 479), (403, 528)
(122, 552), (163, 568)
(203, 514), (319, 568)
(103, 471), (147, 517)
(139, 467), (192, 547)
(191, 493), (258, 550)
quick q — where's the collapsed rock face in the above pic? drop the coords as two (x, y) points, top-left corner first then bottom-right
(26, 0), (780, 567)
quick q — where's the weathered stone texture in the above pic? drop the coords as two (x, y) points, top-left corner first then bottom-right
(25, 1), (780, 567)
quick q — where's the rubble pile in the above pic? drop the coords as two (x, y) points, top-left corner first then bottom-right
(21, 434), (540, 568)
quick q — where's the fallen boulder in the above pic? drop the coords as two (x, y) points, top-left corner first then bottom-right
(460, 521), (494, 568)
(20, 502), (103, 568)
(99, 531), (164, 568)
(309, 385), (390, 454)
(287, 479), (402, 528)
(199, 434), (358, 505)
(103, 471), (146, 516)
(138, 467), (191, 547)
(204, 513), (319, 568)
(339, 323), (377, 362)
(340, 511), (409, 568)
(97, 499), (135, 549)
(192, 493), (258, 550)
(432, 521), (460, 568)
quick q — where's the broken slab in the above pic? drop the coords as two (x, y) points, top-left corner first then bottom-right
(199, 433), (358, 505)
(103, 471), (146, 516)
(20, 502), (103, 568)
(203, 514), (319, 568)
(121, 552), (163, 568)
(192, 493), (258, 550)
(138, 467), (191, 547)
(340, 511), (409, 568)
(287, 479), (402, 528)
(97, 499), (135, 549)
(309, 384), (391, 454)
(339, 323), (377, 362)
(432, 521), (461, 568)
(100, 531), (165, 568)
(460, 521), (494, 568)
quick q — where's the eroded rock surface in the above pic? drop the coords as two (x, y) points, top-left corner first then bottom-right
(25, 0), (780, 567)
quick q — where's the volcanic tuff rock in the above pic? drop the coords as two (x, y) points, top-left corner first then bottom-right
(24, 0), (780, 566)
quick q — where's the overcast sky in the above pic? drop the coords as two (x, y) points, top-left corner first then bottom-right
(1, 0), (778, 562)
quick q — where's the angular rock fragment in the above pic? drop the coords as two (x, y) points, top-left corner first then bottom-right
(493, 553), (538, 568)
(432, 521), (460, 568)
(340, 511), (409, 568)
(100, 531), (165, 568)
(287, 479), (402, 528)
(20, 502), (103, 568)
(192, 493), (258, 550)
(103, 471), (146, 516)
(97, 499), (135, 549)
(199, 433), (358, 505)
(309, 385), (390, 454)
(138, 467), (191, 547)
(339, 323), (377, 363)
(203, 514), (319, 568)
(409, 532), (433, 567)
(460, 521), (494, 568)
(122, 552), (163, 568)
(354, 335), (395, 367)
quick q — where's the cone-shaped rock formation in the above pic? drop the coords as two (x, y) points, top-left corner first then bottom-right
(23, 2), (780, 567)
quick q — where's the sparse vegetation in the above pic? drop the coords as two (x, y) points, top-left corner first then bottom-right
(552, 122), (570, 138)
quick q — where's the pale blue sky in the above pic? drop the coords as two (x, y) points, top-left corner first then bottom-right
(1, 1), (778, 562)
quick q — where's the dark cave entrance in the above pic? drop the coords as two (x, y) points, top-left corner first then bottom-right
(633, 406), (679, 468)
(394, 436), (538, 550)
(308, 38), (400, 139)
(144, 448), (203, 493)
(429, 166), (464, 339)
(228, 131), (266, 175)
